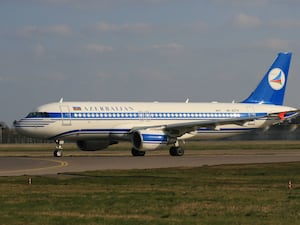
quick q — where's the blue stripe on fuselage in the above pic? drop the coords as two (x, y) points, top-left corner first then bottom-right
(49, 127), (257, 140)
(49, 128), (131, 140)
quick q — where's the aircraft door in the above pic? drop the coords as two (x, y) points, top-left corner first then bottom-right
(60, 105), (72, 126)
(138, 111), (151, 121)
(247, 106), (256, 125)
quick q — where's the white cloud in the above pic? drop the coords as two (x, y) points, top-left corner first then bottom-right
(257, 38), (290, 50)
(152, 42), (184, 51)
(271, 19), (300, 29)
(92, 22), (152, 34)
(34, 44), (45, 57)
(44, 25), (72, 36)
(232, 13), (262, 28)
(92, 22), (119, 32)
(211, 0), (267, 7)
(82, 44), (113, 53)
(17, 24), (72, 38)
(151, 42), (185, 56)
(38, 0), (172, 9)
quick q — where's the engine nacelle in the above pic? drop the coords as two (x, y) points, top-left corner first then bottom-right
(76, 140), (118, 151)
(132, 129), (170, 151)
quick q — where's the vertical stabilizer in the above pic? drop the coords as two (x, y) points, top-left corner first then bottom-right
(242, 52), (292, 105)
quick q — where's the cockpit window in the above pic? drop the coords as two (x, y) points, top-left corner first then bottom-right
(26, 112), (37, 118)
(26, 112), (50, 118)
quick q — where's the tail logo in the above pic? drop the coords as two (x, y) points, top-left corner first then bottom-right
(268, 68), (285, 90)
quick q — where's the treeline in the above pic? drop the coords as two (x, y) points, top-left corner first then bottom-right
(0, 128), (51, 144)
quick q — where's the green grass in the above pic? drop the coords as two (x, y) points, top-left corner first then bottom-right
(1, 163), (300, 224)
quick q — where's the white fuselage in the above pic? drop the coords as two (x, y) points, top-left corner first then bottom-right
(14, 101), (296, 142)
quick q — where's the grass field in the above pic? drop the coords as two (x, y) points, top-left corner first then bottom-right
(1, 162), (300, 225)
(1, 141), (300, 224)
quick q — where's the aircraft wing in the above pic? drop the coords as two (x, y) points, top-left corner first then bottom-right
(163, 110), (299, 137)
(130, 110), (299, 138)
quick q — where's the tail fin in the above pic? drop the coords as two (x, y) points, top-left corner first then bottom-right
(242, 52), (292, 105)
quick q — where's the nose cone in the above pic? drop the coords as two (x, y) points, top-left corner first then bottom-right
(13, 118), (44, 138)
(13, 119), (32, 137)
(13, 120), (21, 133)
(13, 117), (55, 139)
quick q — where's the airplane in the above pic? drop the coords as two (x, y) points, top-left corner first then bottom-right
(14, 52), (299, 157)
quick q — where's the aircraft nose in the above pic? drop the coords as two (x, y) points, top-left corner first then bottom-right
(13, 119), (25, 135)
(13, 120), (18, 127)
(13, 117), (52, 139)
(13, 119), (32, 137)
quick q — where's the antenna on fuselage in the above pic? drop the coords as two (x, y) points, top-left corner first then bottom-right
(59, 98), (64, 103)
(185, 98), (189, 103)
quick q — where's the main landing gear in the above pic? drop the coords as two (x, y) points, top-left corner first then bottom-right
(169, 146), (184, 156)
(131, 146), (185, 157)
(54, 140), (64, 157)
(169, 140), (184, 156)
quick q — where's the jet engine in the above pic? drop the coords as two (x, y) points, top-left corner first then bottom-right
(132, 129), (171, 151)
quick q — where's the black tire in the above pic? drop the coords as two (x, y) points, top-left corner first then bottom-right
(175, 147), (184, 156)
(169, 146), (176, 156)
(131, 148), (146, 157)
(169, 146), (184, 156)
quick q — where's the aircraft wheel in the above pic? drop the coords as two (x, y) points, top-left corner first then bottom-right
(54, 150), (63, 157)
(175, 147), (184, 156)
(131, 148), (145, 156)
(169, 146), (177, 156)
(169, 146), (184, 156)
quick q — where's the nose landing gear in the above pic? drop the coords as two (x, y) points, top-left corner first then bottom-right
(54, 140), (64, 157)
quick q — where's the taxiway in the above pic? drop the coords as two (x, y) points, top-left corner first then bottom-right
(1, 149), (300, 176)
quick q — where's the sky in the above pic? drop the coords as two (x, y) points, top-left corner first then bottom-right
(1, 0), (300, 126)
